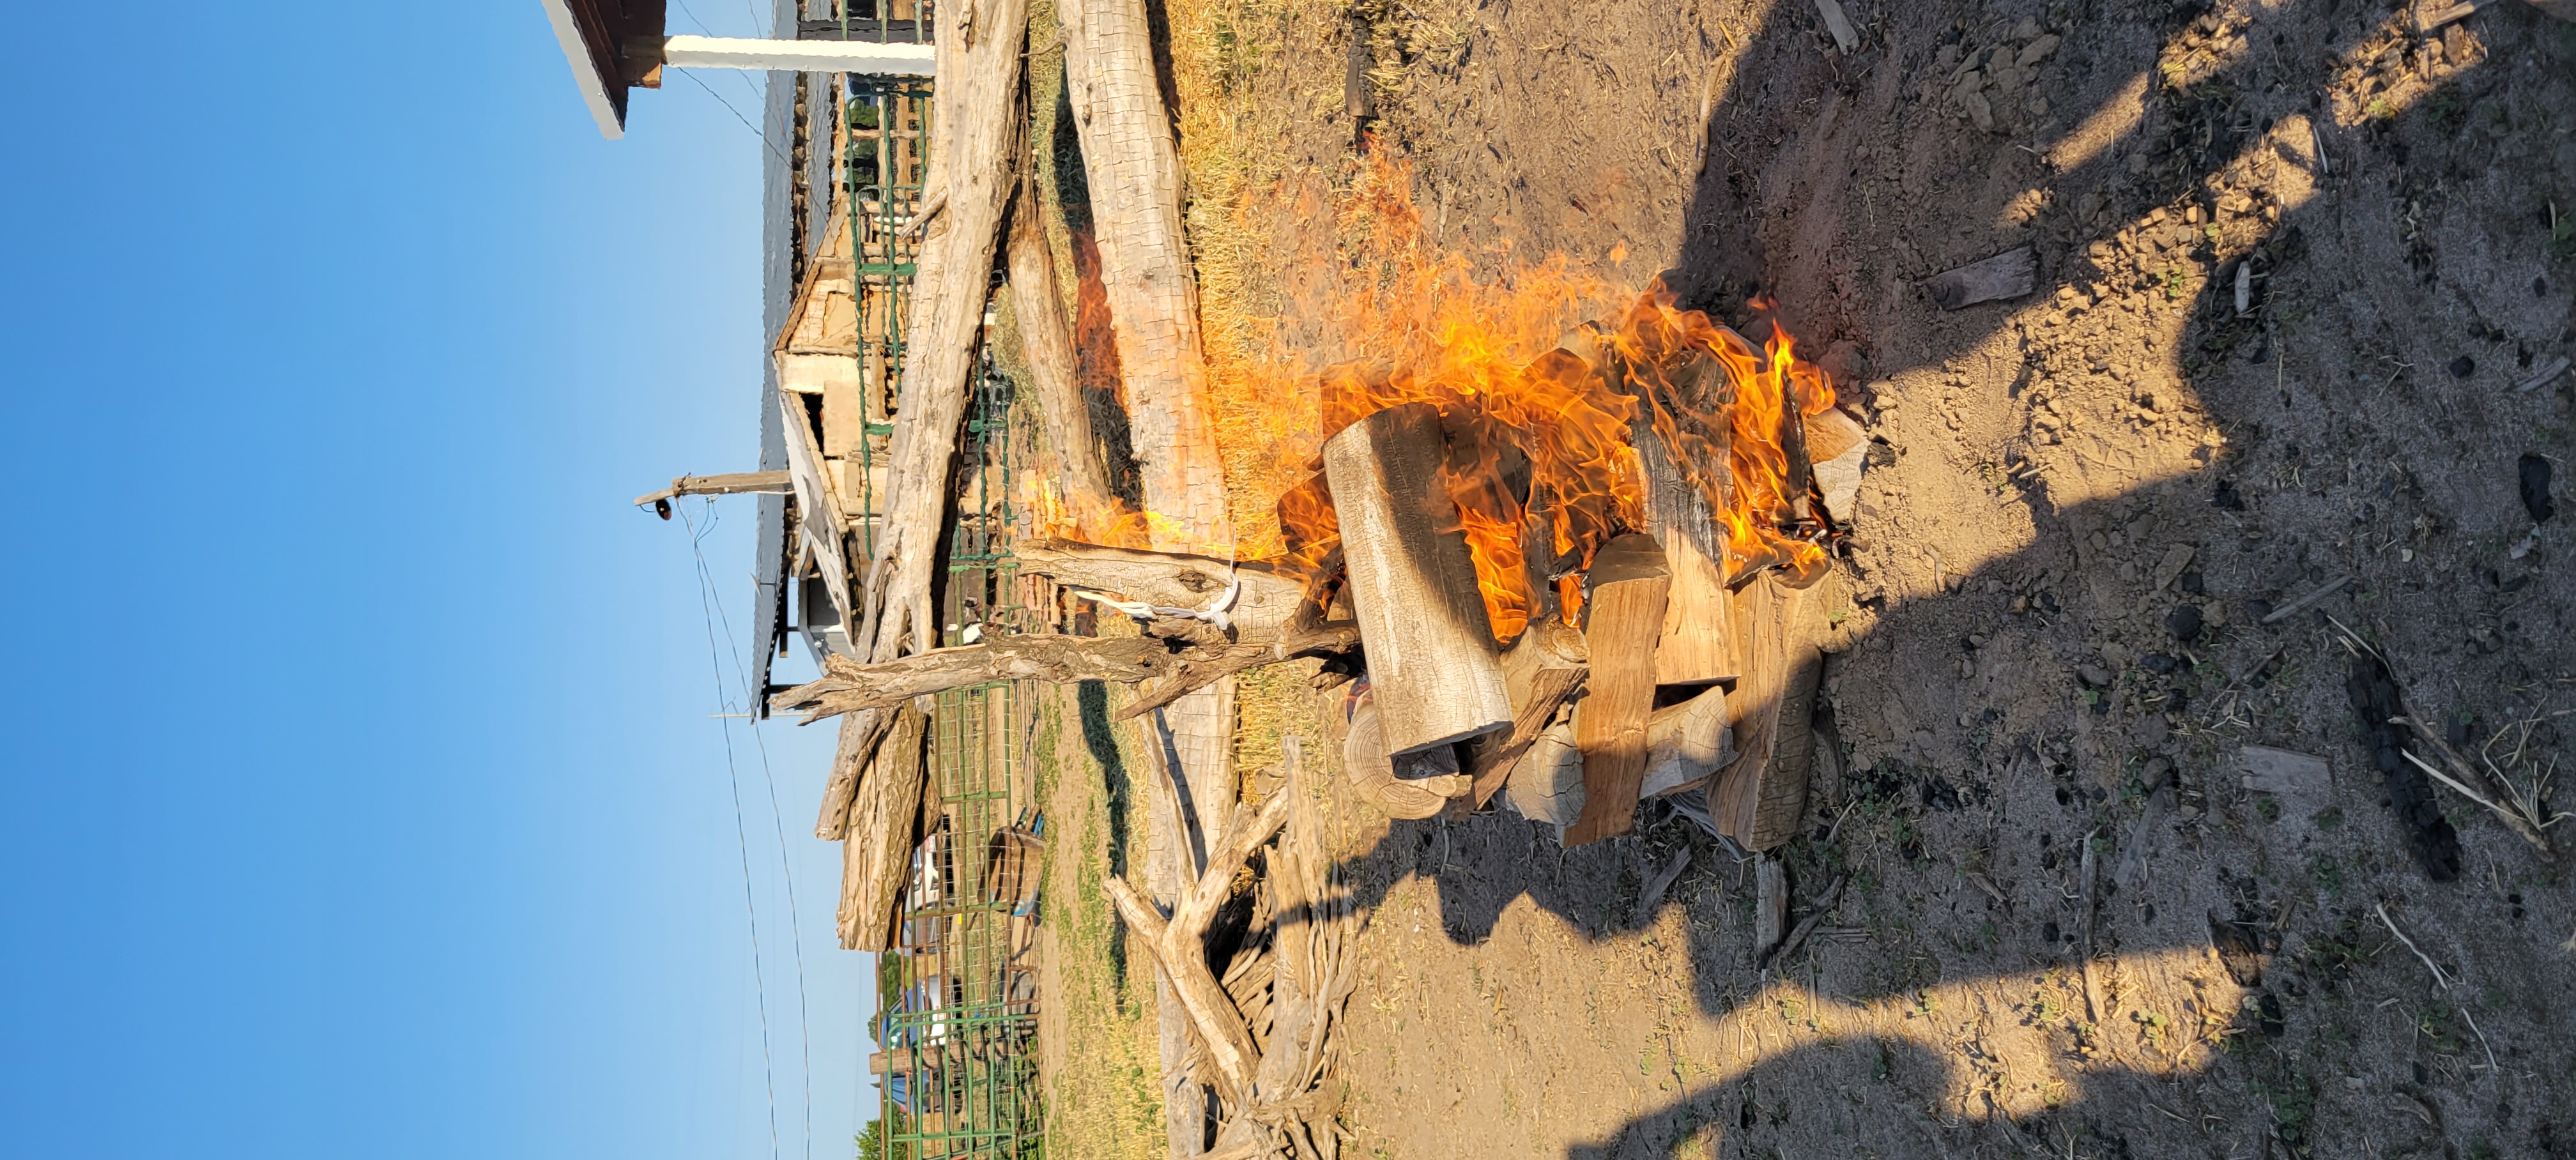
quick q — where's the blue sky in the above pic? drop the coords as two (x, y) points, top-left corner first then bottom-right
(0, 3), (868, 1157)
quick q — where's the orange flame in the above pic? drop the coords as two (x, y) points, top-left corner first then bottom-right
(1057, 151), (1839, 640)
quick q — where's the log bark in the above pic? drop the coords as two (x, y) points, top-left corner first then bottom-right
(815, 708), (887, 840)
(860, 0), (1032, 664)
(1566, 533), (1671, 846)
(1113, 623), (1363, 722)
(1008, 171), (1117, 518)
(1060, 0), (1233, 553)
(836, 705), (929, 951)
(1636, 420), (1738, 687)
(1321, 402), (1513, 755)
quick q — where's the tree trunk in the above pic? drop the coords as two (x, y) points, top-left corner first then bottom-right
(1321, 402), (1514, 756)
(861, 0), (1033, 664)
(1008, 171), (1117, 519)
(836, 706), (929, 951)
(1059, 0), (1233, 553)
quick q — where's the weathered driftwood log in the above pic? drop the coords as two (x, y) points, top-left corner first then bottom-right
(1460, 615), (1589, 811)
(1114, 623), (1362, 722)
(770, 622), (1361, 724)
(859, 0), (1032, 665)
(1567, 533), (1671, 845)
(1006, 171), (1115, 516)
(1322, 402), (1513, 755)
(779, 634), (1175, 719)
(1060, 0), (1234, 552)
(836, 706), (928, 950)
(1635, 420), (1738, 687)
(1703, 577), (1820, 850)
(1014, 537), (1310, 636)
(1105, 790), (1291, 1101)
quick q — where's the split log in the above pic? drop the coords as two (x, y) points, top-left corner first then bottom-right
(1926, 246), (2036, 310)
(1635, 421), (1737, 687)
(1804, 406), (1869, 526)
(837, 706), (929, 951)
(859, 0), (1032, 664)
(1566, 533), (1671, 845)
(815, 708), (884, 839)
(1460, 615), (1589, 811)
(1321, 402), (1513, 755)
(1006, 171), (1116, 516)
(1502, 686), (1731, 829)
(1014, 537), (1310, 635)
(1702, 577), (1821, 850)
(1060, 0), (1233, 552)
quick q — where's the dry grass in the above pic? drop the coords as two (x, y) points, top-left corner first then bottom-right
(1032, 683), (1169, 1160)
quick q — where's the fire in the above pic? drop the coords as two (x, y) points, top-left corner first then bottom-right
(1049, 151), (1841, 640)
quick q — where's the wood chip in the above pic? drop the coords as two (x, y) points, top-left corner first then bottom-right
(2259, 571), (2355, 624)
(1813, 0), (1860, 53)
(2241, 745), (2329, 795)
(1634, 846), (1694, 923)
(1926, 247), (2036, 310)
(2513, 354), (2570, 393)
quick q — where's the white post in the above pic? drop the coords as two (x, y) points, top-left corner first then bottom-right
(658, 35), (935, 75)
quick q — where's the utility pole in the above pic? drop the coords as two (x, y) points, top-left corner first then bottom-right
(537, 1), (932, 139)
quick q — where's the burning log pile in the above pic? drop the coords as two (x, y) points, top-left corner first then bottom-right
(737, 1), (1866, 1150)
(779, 292), (1868, 854)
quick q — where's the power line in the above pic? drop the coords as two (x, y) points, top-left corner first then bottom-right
(680, 502), (783, 1160)
(688, 501), (816, 1160)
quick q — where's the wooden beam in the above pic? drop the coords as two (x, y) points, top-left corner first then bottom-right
(633, 470), (794, 507)
(1321, 402), (1513, 755)
(1565, 533), (1669, 846)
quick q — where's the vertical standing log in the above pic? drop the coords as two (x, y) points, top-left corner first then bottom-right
(1321, 402), (1513, 756)
(861, 0), (1033, 664)
(1059, 0), (1233, 552)
(1007, 169), (1116, 518)
(1566, 533), (1670, 846)
(1703, 577), (1818, 849)
(837, 706), (930, 951)
(1636, 422), (1737, 687)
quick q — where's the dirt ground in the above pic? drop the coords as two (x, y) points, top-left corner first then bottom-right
(1037, 0), (2576, 1157)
